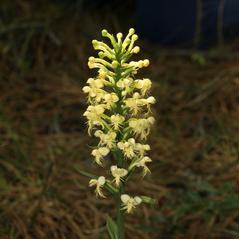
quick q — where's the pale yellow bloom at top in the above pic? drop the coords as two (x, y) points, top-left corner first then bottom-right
(135, 78), (152, 95)
(135, 143), (150, 157)
(91, 147), (109, 165)
(103, 93), (119, 109)
(111, 165), (128, 187)
(94, 130), (117, 148)
(127, 34), (138, 53)
(110, 114), (125, 130)
(92, 39), (113, 55)
(117, 32), (123, 44)
(122, 28), (135, 50)
(117, 138), (136, 159)
(89, 176), (106, 198)
(121, 194), (142, 213)
(129, 117), (155, 139)
(88, 57), (115, 77)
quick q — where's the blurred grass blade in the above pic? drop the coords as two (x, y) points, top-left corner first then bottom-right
(0, 160), (27, 183)
(0, 174), (11, 191)
(106, 216), (118, 239)
(73, 165), (97, 179)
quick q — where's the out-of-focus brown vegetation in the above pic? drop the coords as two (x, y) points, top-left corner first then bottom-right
(1, 1), (239, 238)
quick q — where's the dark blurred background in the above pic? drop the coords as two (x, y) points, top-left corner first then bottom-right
(1, 1), (239, 238)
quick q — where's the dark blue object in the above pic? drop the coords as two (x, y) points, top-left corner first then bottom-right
(136, 0), (239, 48)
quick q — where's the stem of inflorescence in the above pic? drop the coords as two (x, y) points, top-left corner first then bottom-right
(114, 149), (125, 239)
(116, 184), (125, 239)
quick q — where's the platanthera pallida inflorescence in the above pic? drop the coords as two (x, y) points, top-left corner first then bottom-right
(82, 28), (156, 238)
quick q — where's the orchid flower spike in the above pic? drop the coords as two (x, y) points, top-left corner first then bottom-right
(83, 28), (156, 219)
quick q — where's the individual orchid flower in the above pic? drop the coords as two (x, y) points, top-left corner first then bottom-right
(111, 165), (128, 187)
(91, 147), (109, 165)
(89, 176), (106, 198)
(117, 138), (137, 159)
(121, 194), (142, 213)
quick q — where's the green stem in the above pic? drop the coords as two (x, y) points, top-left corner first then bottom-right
(114, 49), (126, 239)
(116, 185), (125, 239)
(113, 149), (125, 239)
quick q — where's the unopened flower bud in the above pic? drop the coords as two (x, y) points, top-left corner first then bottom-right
(112, 60), (119, 68)
(129, 28), (135, 35)
(117, 32), (123, 39)
(147, 96), (156, 104)
(132, 34), (138, 41)
(143, 59), (150, 67)
(92, 39), (98, 46)
(131, 46), (140, 54)
(102, 29), (108, 36)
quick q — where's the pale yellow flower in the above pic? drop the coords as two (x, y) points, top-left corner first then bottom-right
(130, 156), (152, 177)
(129, 117), (155, 139)
(110, 114), (125, 130)
(111, 165), (128, 187)
(98, 69), (107, 79)
(83, 105), (105, 132)
(135, 78), (152, 95)
(94, 130), (117, 148)
(104, 93), (119, 109)
(89, 176), (106, 198)
(121, 194), (142, 213)
(117, 138), (136, 159)
(83, 104), (106, 133)
(124, 92), (142, 115)
(82, 78), (107, 103)
(135, 143), (150, 157)
(87, 78), (104, 88)
(146, 96), (156, 104)
(116, 78), (133, 96)
(91, 147), (109, 165)
(82, 86), (106, 103)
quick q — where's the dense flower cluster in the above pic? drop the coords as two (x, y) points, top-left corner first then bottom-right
(83, 28), (156, 213)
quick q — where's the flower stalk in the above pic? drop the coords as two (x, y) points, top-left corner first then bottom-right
(82, 28), (156, 238)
